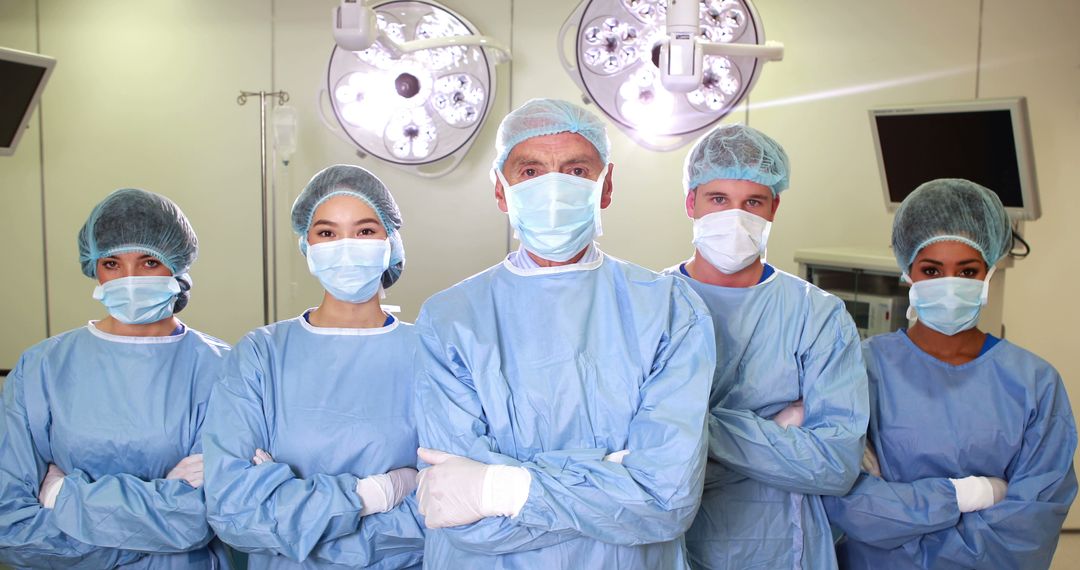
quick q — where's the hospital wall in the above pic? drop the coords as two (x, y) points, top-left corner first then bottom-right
(0, 0), (1078, 534)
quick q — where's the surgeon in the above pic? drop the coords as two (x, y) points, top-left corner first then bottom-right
(823, 178), (1077, 568)
(663, 124), (868, 569)
(203, 165), (425, 569)
(412, 98), (715, 569)
(0, 188), (230, 568)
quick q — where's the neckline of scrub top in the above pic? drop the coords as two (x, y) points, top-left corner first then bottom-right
(86, 320), (188, 344)
(679, 261), (777, 287)
(298, 308), (400, 336)
(895, 328), (1005, 371)
(500, 249), (606, 277)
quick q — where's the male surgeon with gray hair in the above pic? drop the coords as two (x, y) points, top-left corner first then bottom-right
(663, 124), (869, 569)
(413, 98), (716, 568)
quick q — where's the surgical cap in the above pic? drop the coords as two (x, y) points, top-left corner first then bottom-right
(892, 178), (1012, 271)
(78, 188), (198, 313)
(291, 164), (405, 289)
(683, 124), (790, 195)
(493, 98), (611, 173)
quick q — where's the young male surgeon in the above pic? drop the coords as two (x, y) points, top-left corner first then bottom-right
(663, 124), (869, 569)
(413, 98), (717, 568)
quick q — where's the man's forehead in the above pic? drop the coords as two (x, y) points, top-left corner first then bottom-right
(505, 132), (602, 165)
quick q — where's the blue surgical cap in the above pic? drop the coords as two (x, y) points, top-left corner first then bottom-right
(892, 178), (1012, 271)
(78, 188), (198, 313)
(683, 123), (790, 195)
(291, 164), (405, 289)
(493, 98), (611, 173)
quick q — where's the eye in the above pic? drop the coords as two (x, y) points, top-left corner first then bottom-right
(570, 167), (587, 177)
(711, 196), (726, 204)
(317, 230), (333, 238)
(359, 228), (377, 236)
(102, 260), (118, 270)
(746, 199), (762, 207)
(920, 266), (941, 277)
(960, 268), (980, 278)
(523, 168), (538, 177)
(144, 259), (160, 268)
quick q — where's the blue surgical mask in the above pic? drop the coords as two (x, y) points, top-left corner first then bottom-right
(906, 267), (995, 336)
(496, 165), (608, 262)
(92, 275), (182, 325)
(306, 238), (390, 303)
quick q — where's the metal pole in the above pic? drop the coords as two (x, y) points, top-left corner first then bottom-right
(238, 90), (289, 326)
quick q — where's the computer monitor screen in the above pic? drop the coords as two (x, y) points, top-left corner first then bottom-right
(869, 97), (1039, 220)
(0, 47), (55, 156)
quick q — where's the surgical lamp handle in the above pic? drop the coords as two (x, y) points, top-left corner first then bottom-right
(699, 39), (784, 62)
(381, 33), (512, 65)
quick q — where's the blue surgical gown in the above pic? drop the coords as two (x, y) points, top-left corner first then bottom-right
(415, 253), (715, 569)
(663, 264), (869, 570)
(203, 313), (425, 569)
(0, 322), (231, 569)
(823, 331), (1078, 569)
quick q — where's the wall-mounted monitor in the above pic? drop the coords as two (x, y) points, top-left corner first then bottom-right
(0, 46), (56, 157)
(869, 97), (1039, 221)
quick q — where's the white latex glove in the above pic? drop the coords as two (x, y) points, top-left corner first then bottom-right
(166, 453), (205, 488)
(950, 475), (1008, 512)
(861, 442), (882, 478)
(773, 399), (804, 428)
(416, 447), (531, 529)
(356, 467), (418, 516)
(252, 448), (273, 465)
(38, 464), (66, 509)
(603, 450), (630, 464)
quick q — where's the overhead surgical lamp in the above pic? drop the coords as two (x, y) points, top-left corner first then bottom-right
(321, 0), (511, 177)
(559, 0), (783, 151)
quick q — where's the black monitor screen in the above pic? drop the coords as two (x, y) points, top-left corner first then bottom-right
(874, 110), (1024, 208)
(0, 59), (47, 147)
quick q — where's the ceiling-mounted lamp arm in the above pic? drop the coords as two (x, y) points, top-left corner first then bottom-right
(379, 32), (512, 65)
(698, 39), (784, 62)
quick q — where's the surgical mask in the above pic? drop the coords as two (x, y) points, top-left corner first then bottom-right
(906, 267), (995, 336)
(496, 166), (608, 263)
(692, 209), (772, 274)
(93, 275), (182, 325)
(306, 238), (390, 303)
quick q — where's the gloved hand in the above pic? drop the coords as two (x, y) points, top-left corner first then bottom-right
(166, 454), (205, 488)
(861, 442), (882, 478)
(356, 467), (418, 516)
(950, 475), (1008, 513)
(773, 399), (804, 428)
(416, 447), (531, 529)
(38, 464), (66, 508)
(252, 448), (273, 465)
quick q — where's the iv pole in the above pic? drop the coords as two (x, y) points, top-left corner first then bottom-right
(237, 90), (289, 326)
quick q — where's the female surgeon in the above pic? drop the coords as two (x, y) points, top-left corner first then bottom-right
(0, 188), (231, 568)
(823, 178), (1078, 568)
(204, 165), (425, 569)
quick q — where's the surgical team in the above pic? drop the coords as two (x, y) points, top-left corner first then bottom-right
(0, 98), (1074, 569)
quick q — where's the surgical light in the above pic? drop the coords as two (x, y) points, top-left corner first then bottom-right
(323, 0), (511, 177)
(559, 0), (783, 151)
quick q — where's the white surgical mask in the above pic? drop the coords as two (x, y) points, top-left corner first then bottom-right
(906, 266), (995, 336)
(93, 275), (182, 325)
(306, 238), (390, 303)
(692, 209), (771, 274)
(496, 166), (608, 263)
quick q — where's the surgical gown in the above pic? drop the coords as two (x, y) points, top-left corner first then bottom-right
(823, 331), (1078, 569)
(204, 313), (425, 569)
(0, 322), (231, 569)
(415, 253), (715, 569)
(663, 264), (869, 570)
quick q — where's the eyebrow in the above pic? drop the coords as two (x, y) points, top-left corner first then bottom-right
(918, 258), (983, 266)
(312, 218), (381, 227)
(702, 190), (772, 201)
